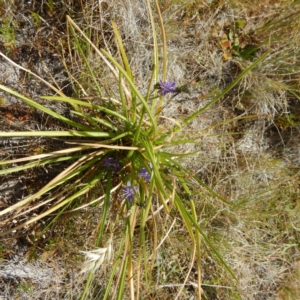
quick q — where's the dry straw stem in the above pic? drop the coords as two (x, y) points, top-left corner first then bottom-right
(0, 149), (103, 234)
(66, 15), (131, 100)
(153, 0), (167, 81)
(0, 51), (65, 97)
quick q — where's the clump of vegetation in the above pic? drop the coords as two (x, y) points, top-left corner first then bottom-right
(0, 0), (300, 299)
(0, 15), (16, 52)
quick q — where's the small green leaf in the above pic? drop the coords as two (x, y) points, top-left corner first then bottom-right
(235, 19), (245, 28)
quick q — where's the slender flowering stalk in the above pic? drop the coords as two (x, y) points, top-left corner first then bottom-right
(122, 181), (138, 203)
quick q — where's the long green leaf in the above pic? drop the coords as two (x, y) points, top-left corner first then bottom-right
(68, 21), (103, 97)
(0, 152), (102, 217)
(112, 21), (137, 117)
(112, 21), (133, 81)
(96, 171), (112, 247)
(0, 131), (112, 137)
(0, 169), (103, 236)
(0, 156), (78, 175)
(100, 49), (158, 135)
(0, 84), (91, 131)
(71, 110), (118, 131)
(41, 96), (128, 122)
(175, 195), (237, 280)
(182, 52), (269, 127)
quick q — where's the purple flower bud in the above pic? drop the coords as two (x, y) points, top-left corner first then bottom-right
(122, 181), (138, 203)
(158, 79), (177, 96)
(103, 157), (122, 172)
(137, 167), (151, 181)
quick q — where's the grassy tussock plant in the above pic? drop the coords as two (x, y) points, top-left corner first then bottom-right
(0, 1), (269, 298)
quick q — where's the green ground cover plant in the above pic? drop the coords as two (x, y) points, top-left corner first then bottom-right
(0, 0), (300, 299)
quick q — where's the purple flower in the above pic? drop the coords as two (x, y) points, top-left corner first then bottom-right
(122, 181), (138, 203)
(103, 157), (122, 172)
(158, 79), (177, 96)
(137, 167), (151, 181)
